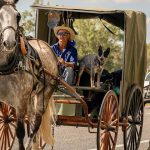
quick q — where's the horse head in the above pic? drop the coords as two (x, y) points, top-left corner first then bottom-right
(0, 0), (20, 52)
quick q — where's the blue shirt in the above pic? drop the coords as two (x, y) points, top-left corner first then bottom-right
(51, 42), (78, 72)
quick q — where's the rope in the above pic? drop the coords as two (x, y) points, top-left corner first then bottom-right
(100, 19), (116, 35)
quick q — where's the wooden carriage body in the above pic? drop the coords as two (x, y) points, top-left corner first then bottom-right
(33, 4), (146, 114)
(0, 4), (147, 150)
(30, 5), (147, 150)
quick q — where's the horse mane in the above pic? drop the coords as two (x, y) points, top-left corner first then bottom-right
(0, 0), (18, 6)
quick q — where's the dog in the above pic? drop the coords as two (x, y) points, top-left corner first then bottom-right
(76, 45), (110, 87)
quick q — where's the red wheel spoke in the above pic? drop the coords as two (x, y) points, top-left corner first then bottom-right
(4, 128), (7, 150)
(110, 119), (118, 126)
(100, 130), (107, 138)
(9, 122), (16, 129)
(8, 124), (14, 139)
(0, 124), (5, 134)
(97, 91), (118, 150)
(108, 132), (115, 145)
(1, 130), (5, 150)
(110, 107), (118, 122)
(6, 127), (11, 148)
(0, 102), (16, 150)
(123, 85), (144, 150)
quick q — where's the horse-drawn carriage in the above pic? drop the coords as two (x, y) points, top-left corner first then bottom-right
(0, 1), (147, 150)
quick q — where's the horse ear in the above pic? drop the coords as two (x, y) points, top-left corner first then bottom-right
(3, 0), (18, 4)
(0, 0), (5, 6)
(14, 0), (19, 3)
(98, 45), (103, 57)
(104, 48), (110, 58)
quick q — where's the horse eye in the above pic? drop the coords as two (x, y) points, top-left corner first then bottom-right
(17, 13), (21, 23)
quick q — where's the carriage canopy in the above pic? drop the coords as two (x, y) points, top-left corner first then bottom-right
(32, 5), (147, 112)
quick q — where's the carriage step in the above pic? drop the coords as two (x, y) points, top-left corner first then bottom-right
(54, 99), (81, 104)
(56, 115), (97, 127)
(53, 94), (84, 101)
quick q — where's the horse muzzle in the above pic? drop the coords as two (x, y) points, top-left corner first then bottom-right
(3, 40), (17, 51)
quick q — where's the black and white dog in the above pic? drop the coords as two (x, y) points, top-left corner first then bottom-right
(76, 46), (110, 87)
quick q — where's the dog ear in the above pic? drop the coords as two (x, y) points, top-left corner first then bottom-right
(104, 48), (110, 58)
(98, 45), (103, 57)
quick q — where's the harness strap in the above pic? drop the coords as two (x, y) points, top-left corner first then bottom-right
(20, 35), (27, 55)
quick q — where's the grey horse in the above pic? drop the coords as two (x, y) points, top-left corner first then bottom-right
(0, 0), (58, 149)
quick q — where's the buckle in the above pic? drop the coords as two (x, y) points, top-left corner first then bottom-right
(14, 61), (25, 72)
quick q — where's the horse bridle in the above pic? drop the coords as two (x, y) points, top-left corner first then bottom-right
(0, 4), (20, 51)
(0, 3), (23, 75)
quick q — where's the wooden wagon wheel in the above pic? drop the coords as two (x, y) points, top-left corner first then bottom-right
(123, 85), (144, 150)
(97, 90), (119, 150)
(0, 102), (16, 150)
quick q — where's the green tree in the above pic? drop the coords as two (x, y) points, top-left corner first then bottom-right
(74, 19), (123, 72)
(20, 10), (35, 35)
(20, 0), (43, 35)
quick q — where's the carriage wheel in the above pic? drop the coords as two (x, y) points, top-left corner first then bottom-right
(0, 102), (16, 150)
(123, 85), (144, 150)
(97, 90), (119, 150)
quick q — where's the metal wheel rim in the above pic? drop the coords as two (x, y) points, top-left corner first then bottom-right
(0, 102), (16, 150)
(123, 85), (144, 150)
(97, 90), (119, 150)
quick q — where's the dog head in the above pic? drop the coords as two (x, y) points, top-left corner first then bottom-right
(94, 46), (110, 72)
(98, 45), (110, 65)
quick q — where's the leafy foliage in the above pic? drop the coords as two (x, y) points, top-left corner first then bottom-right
(74, 19), (124, 72)
(20, 10), (35, 35)
(20, 4), (150, 72)
(19, 0), (43, 35)
(147, 43), (150, 71)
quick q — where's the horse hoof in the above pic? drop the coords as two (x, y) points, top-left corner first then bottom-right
(25, 140), (32, 150)
(32, 143), (42, 150)
(19, 146), (25, 150)
(32, 148), (42, 150)
(25, 146), (32, 150)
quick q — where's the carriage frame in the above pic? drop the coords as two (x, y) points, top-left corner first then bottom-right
(33, 5), (146, 150)
(0, 4), (147, 150)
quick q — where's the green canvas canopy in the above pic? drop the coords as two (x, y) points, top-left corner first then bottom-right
(32, 5), (147, 113)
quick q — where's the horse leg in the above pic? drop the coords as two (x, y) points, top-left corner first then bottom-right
(25, 86), (53, 150)
(32, 133), (42, 150)
(25, 113), (42, 150)
(16, 118), (25, 150)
